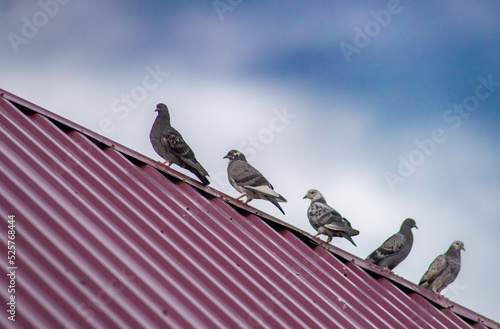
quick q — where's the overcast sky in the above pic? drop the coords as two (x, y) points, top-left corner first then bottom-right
(2, 0), (500, 322)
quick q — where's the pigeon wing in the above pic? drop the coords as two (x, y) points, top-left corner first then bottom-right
(161, 129), (209, 177)
(419, 254), (447, 287)
(161, 129), (191, 157)
(367, 233), (406, 263)
(229, 161), (284, 199)
(324, 222), (360, 236)
(230, 161), (268, 185)
(309, 202), (340, 226)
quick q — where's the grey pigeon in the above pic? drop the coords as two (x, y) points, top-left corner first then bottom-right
(366, 218), (418, 270)
(419, 240), (465, 293)
(150, 103), (210, 185)
(303, 189), (359, 246)
(223, 150), (286, 214)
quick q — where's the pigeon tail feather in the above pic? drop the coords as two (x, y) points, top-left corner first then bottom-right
(193, 171), (210, 185)
(341, 232), (357, 247)
(275, 193), (287, 203)
(181, 157), (209, 177)
(267, 196), (285, 215)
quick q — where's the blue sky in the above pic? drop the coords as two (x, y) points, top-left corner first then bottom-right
(2, 0), (500, 321)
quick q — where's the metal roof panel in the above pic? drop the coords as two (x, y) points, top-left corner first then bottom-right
(1, 90), (499, 329)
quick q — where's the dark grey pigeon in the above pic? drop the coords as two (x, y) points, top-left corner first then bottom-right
(150, 103), (210, 185)
(366, 218), (418, 270)
(419, 240), (465, 293)
(223, 150), (286, 214)
(303, 189), (359, 246)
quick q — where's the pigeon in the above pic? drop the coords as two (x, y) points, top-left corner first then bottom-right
(150, 103), (210, 185)
(223, 150), (286, 214)
(303, 189), (359, 246)
(419, 240), (465, 293)
(366, 218), (418, 270)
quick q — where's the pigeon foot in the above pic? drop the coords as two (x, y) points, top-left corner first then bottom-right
(160, 160), (173, 167)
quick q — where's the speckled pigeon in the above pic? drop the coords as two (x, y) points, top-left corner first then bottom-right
(150, 103), (210, 185)
(419, 240), (465, 293)
(366, 218), (418, 270)
(223, 150), (286, 214)
(303, 189), (359, 246)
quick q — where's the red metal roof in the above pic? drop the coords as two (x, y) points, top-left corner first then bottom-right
(0, 89), (498, 329)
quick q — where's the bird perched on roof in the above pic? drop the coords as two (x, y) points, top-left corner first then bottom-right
(150, 103), (210, 185)
(223, 150), (286, 214)
(366, 218), (418, 270)
(419, 240), (465, 294)
(303, 189), (359, 246)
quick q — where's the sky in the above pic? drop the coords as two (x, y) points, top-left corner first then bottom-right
(2, 0), (500, 322)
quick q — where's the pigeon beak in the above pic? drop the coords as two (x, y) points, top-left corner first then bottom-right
(223, 155), (229, 159)
(415, 225), (419, 229)
(302, 195), (308, 199)
(155, 108), (158, 112)
(462, 246), (466, 252)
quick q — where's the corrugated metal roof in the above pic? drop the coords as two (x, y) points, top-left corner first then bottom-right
(0, 89), (498, 329)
